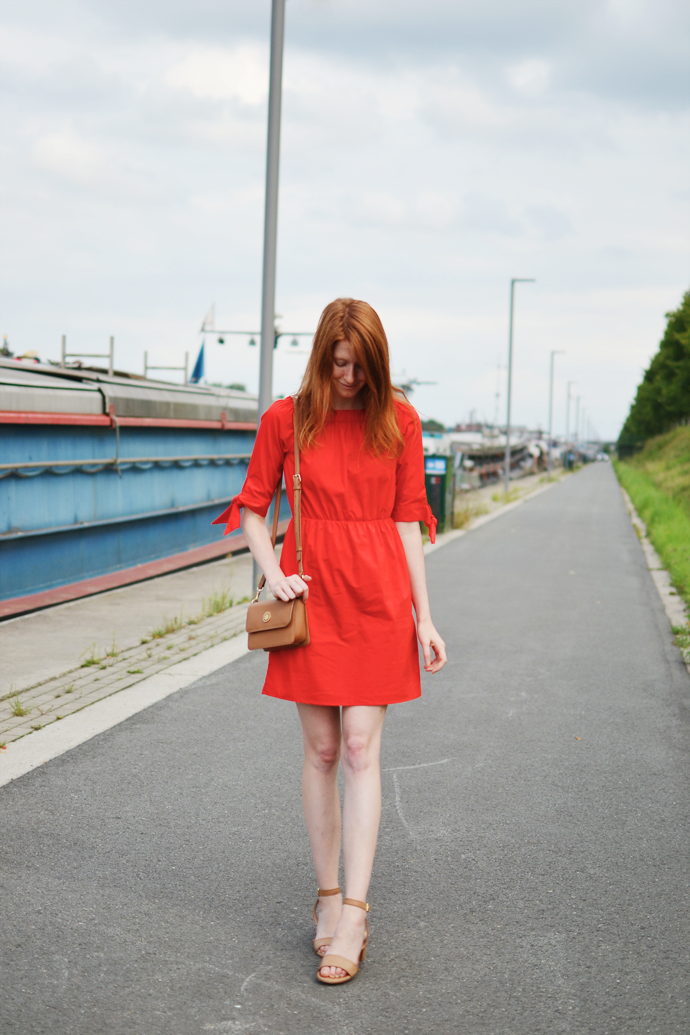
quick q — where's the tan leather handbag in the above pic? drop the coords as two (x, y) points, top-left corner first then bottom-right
(246, 407), (310, 652)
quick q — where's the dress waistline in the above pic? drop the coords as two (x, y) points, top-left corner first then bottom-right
(301, 515), (396, 524)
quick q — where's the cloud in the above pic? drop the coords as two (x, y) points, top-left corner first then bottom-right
(165, 43), (268, 105)
(0, 0), (688, 440)
(506, 59), (552, 97)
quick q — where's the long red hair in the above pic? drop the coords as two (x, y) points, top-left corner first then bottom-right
(294, 298), (408, 457)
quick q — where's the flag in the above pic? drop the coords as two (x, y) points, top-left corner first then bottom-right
(190, 340), (205, 383)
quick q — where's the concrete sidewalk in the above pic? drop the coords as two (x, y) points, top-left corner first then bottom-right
(1, 551), (255, 697)
(1, 462), (688, 1035)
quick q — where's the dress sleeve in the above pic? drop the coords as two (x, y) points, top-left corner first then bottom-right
(212, 400), (287, 536)
(391, 405), (437, 543)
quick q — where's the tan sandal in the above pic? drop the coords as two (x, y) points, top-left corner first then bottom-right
(316, 898), (370, 984)
(312, 886), (342, 957)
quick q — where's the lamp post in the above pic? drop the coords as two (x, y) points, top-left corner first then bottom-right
(258, 0), (286, 423)
(547, 349), (565, 481)
(565, 381), (576, 470)
(503, 277), (535, 494)
(574, 395), (581, 448)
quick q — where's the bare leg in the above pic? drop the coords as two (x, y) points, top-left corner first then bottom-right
(319, 704), (387, 980)
(297, 703), (342, 954)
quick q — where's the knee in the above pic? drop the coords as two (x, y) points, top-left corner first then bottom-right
(307, 739), (340, 773)
(342, 732), (374, 774)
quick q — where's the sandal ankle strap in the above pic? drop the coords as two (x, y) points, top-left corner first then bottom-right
(343, 897), (370, 912)
(317, 887), (342, 897)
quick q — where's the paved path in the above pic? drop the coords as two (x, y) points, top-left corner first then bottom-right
(1, 464), (688, 1035)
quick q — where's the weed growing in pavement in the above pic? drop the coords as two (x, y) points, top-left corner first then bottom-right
(491, 487), (521, 505)
(141, 589), (244, 645)
(0, 742), (6, 749)
(30, 723), (44, 731)
(453, 496), (490, 530)
(201, 588), (234, 617)
(105, 633), (118, 658)
(146, 613), (185, 640)
(9, 695), (30, 717)
(80, 643), (103, 667)
(63, 684), (74, 693)
(127, 668), (143, 675)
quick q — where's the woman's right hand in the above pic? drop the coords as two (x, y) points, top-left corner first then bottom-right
(269, 573), (312, 602)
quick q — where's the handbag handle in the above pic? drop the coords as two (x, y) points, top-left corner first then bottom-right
(252, 402), (302, 601)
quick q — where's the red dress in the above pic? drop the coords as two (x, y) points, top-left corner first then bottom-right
(213, 397), (436, 706)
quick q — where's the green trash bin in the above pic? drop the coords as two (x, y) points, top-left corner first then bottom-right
(424, 455), (455, 533)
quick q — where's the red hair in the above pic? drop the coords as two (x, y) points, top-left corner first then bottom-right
(295, 298), (408, 457)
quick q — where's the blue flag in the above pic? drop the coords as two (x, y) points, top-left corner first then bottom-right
(190, 340), (205, 383)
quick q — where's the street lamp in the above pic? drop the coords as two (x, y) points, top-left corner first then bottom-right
(575, 395), (581, 447)
(565, 381), (577, 470)
(258, 0), (286, 423)
(547, 349), (565, 481)
(504, 277), (535, 494)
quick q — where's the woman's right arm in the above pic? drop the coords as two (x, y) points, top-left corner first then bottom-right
(242, 508), (311, 602)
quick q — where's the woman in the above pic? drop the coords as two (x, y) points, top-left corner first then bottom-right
(214, 298), (446, 984)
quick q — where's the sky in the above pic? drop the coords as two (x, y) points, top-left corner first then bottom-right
(0, 0), (688, 440)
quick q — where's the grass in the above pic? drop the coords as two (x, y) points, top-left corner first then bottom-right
(614, 427), (690, 608)
(491, 487), (522, 504)
(30, 723), (44, 731)
(80, 643), (103, 667)
(143, 612), (185, 642)
(201, 588), (234, 617)
(127, 668), (143, 675)
(673, 623), (690, 665)
(9, 695), (30, 718)
(623, 426), (690, 511)
(453, 495), (490, 530)
(141, 587), (238, 644)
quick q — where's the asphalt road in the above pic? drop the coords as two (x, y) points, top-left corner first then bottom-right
(2, 463), (688, 1035)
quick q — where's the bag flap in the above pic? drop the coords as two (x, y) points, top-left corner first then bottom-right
(246, 598), (296, 633)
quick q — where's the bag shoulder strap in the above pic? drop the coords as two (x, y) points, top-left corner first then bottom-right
(253, 399), (302, 600)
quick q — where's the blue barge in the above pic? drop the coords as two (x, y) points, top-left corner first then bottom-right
(0, 358), (274, 617)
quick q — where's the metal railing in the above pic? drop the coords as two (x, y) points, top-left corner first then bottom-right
(0, 453), (251, 479)
(61, 334), (114, 376)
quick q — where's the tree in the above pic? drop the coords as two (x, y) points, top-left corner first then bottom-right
(421, 419), (446, 433)
(619, 290), (690, 449)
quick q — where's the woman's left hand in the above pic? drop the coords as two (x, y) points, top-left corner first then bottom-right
(416, 618), (447, 673)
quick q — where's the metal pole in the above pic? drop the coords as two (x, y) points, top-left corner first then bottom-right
(184, 352), (189, 385)
(144, 350), (148, 378)
(258, 0), (285, 423)
(108, 336), (114, 377)
(255, 0), (286, 591)
(565, 381), (574, 470)
(61, 335), (66, 366)
(503, 277), (535, 494)
(547, 349), (565, 481)
(575, 395), (581, 447)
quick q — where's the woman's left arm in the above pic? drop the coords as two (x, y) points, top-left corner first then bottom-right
(395, 521), (447, 673)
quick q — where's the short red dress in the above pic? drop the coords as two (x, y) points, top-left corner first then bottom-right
(213, 397), (436, 706)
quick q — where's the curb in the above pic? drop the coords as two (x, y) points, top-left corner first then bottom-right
(618, 484), (690, 674)
(0, 634), (249, 788)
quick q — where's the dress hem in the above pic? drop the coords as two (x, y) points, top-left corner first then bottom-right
(262, 689), (422, 706)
